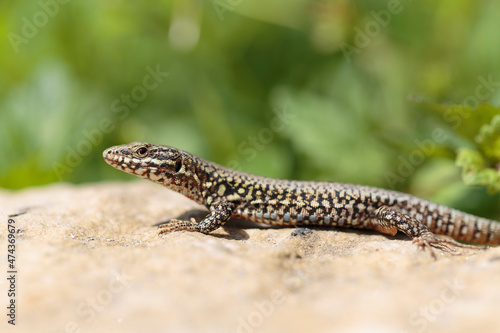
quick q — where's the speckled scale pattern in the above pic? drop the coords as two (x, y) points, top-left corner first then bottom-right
(103, 142), (500, 248)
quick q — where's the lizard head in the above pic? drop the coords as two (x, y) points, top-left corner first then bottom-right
(103, 142), (204, 201)
(103, 142), (182, 177)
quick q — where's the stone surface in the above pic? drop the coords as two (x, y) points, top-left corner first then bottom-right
(1, 182), (500, 333)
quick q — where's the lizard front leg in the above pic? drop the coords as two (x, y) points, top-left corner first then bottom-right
(374, 206), (486, 258)
(158, 201), (235, 234)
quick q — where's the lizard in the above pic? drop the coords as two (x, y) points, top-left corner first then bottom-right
(103, 142), (500, 257)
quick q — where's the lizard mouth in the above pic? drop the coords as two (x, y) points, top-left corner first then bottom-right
(102, 147), (159, 175)
(102, 148), (119, 165)
(102, 147), (130, 170)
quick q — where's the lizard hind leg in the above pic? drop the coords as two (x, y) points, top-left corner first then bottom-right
(374, 206), (486, 258)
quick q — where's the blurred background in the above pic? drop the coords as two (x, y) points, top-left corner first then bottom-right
(2, 0), (500, 217)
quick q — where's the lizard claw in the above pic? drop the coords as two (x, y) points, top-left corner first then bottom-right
(413, 236), (486, 259)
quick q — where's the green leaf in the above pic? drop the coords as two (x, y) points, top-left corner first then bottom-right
(456, 148), (500, 194)
(476, 114), (500, 161)
(424, 103), (500, 142)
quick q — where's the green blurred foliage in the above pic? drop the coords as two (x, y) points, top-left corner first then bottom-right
(1, 0), (500, 216)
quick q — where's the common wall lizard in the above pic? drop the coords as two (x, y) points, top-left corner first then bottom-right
(103, 142), (500, 256)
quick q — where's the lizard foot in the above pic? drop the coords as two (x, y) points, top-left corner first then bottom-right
(413, 235), (487, 259)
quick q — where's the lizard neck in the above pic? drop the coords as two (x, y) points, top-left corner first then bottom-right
(150, 151), (205, 204)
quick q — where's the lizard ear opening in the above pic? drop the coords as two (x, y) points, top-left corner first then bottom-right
(174, 157), (183, 173)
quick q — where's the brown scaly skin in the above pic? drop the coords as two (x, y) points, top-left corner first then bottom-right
(103, 142), (500, 257)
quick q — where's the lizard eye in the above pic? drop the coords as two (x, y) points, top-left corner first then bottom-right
(136, 147), (148, 157)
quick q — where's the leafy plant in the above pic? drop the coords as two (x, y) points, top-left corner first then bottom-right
(428, 104), (500, 193)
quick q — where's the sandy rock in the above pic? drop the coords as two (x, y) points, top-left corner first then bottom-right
(1, 182), (500, 333)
